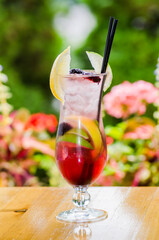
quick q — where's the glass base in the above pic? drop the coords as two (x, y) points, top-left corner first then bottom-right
(56, 208), (108, 223)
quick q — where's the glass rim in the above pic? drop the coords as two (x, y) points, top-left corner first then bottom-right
(58, 70), (107, 79)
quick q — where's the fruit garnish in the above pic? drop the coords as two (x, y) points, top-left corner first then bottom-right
(67, 128), (89, 140)
(70, 68), (101, 83)
(50, 46), (71, 102)
(86, 76), (101, 83)
(57, 133), (93, 149)
(58, 122), (72, 136)
(65, 116), (102, 153)
(86, 51), (113, 91)
(80, 117), (102, 151)
(69, 68), (84, 74)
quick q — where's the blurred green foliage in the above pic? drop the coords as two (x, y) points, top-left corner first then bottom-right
(0, 0), (159, 119)
(0, 0), (62, 113)
(83, 0), (159, 85)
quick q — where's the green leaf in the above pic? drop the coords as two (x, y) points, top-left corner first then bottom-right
(57, 133), (93, 149)
(104, 165), (116, 176)
(67, 128), (89, 140)
(105, 125), (124, 140)
(108, 142), (134, 159)
(33, 154), (53, 170)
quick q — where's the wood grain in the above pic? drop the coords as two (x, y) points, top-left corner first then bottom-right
(0, 187), (158, 240)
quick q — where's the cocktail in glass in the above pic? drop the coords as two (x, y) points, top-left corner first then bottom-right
(55, 70), (108, 222)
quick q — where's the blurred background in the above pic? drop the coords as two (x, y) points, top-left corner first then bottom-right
(0, 0), (159, 117)
(0, 0), (159, 187)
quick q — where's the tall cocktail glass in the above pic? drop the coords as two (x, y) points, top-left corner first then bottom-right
(55, 71), (108, 222)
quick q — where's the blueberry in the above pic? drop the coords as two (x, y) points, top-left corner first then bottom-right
(87, 76), (101, 83)
(70, 68), (84, 74)
(70, 68), (101, 83)
(58, 122), (72, 136)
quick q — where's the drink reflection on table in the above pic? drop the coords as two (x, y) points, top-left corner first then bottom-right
(73, 224), (92, 240)
(56, 216), (108, 239)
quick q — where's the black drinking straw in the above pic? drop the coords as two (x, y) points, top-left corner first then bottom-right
(101, 17), (114, 74)
(97, 17), (118, 121)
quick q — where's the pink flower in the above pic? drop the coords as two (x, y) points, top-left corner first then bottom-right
(124, 124), (154, 140)
(132, 167), (150, 186)
(95, 174), (113, 186)
(103, 80), (159, 119)
(134, 80), (158, 104)
(25, 113), (58, 133)
(103, 81), (139, 118)
(22, 136), (55, 157)
(110, 159), (125, 180)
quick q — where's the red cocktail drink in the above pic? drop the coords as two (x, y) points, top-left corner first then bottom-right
(56, 118), (107, 186)
(55, 71), (107, 188)
(49, 45), (113, 222)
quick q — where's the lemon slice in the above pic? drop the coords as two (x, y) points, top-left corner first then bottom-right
(50, 46), (71, 102)
(57, 133), (93, 149)
(66, 116), (102, 153)
(86, 51), (113, 91)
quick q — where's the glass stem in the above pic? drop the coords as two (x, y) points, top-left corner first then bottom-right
(72, 186), (90, 209)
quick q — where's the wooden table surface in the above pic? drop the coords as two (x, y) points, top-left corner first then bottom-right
(0, 187), (159, 240)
